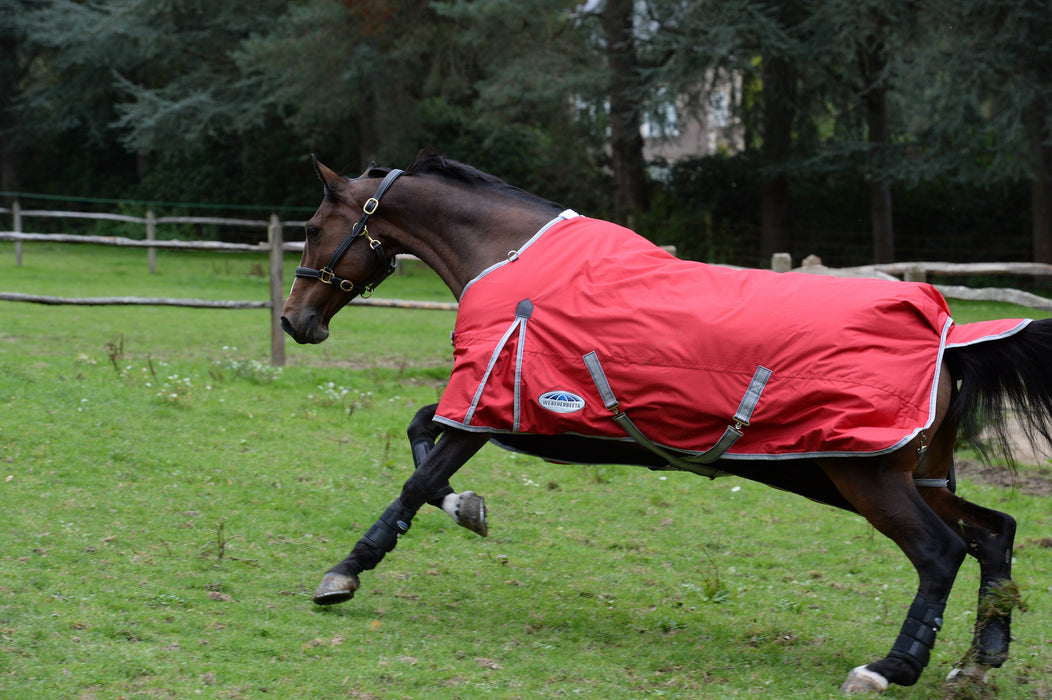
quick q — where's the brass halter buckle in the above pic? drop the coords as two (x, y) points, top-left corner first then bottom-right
(293, 168), (404, 295)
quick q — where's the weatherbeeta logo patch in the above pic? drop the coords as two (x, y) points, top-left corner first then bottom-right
(537, 390), (586, 414)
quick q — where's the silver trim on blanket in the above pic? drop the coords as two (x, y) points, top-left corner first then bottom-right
(463, 298), (534, 432)
(460, 210), (579, 299)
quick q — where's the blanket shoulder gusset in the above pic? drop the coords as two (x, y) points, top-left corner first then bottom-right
(434, 215), (1028, 459)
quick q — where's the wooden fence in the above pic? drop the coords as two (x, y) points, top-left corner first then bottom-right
(2, 201), (1051, 366)
(0, 201), (459, 366)
(769, 252), (1052, 313)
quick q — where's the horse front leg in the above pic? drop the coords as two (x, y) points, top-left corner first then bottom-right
(313, 428), (490, 605)
(409, 404), (487, 537)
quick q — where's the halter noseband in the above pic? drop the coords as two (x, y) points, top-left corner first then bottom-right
(295, 168), (404, 297)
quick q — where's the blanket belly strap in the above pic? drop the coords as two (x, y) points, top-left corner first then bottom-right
(582, 351), (772, 477)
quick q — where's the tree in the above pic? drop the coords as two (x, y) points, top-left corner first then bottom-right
(914, 1), (1052, 262)
(818, 0), (918, 264)
(4, 0), (1048, 268)
(601, 0), (650, 221)
(757, 2), (804, 261)
(11, 0), (292, 201)
(0, 2), (23, 193)
(424, 0), (610, 207)
(640, 0), (811, 258)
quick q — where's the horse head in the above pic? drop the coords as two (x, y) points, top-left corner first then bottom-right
(280, 157), (402, 344)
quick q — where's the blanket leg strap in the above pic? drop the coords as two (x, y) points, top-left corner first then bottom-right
(582, 352), (772, 478)
(914, 478), (949, 488)
(914, 458), (956, 492)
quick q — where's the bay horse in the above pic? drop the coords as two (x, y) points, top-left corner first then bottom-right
(280, 153), (1052, 694)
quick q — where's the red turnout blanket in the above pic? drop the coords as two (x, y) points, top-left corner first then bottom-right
(434, 212), (1029, 461)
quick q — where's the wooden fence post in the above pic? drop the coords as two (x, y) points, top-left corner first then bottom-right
(903, 265), (927, 283)
(146, 209), (157, 274)
(771, 252), (792, 272)
(12, 199), (22, 266)
(268, 214), (286, 367)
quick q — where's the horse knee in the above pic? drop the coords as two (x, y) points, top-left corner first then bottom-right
(407, 403), (440, 443)
(408, 403), (442, 468)
(962, 512), (1015, 565)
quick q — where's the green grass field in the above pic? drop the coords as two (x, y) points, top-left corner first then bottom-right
(1, 242), (1051, 699)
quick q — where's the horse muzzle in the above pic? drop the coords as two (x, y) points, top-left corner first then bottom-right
(280, 312), (330, 344)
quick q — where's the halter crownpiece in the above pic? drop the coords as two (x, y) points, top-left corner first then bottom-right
(295, 168), (405, 296)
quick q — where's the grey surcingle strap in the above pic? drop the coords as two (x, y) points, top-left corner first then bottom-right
(583, 351), (772, 477)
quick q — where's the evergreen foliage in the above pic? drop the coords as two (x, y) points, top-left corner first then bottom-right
(1, 0), (1048, 264)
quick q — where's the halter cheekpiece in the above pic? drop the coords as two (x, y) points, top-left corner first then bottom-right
(295, 168), (405, 297)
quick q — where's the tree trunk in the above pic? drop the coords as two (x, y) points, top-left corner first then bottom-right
(860, 39), (894, 264)
(603, 0), (649, 223)
(358, 84), (382, 169)
(869, 176), (894, 264)
(0, 134), (18, 195)
(759, 54), (794, 260)
(0, 28), (19, 196)
(1026, 106), (1052, 263)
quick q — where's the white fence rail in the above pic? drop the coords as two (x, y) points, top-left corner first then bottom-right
(3, 202), (1051, 365)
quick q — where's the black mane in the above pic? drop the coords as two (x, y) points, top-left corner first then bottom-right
(401, 152), (564, 211)
(405, 152), (504, 185)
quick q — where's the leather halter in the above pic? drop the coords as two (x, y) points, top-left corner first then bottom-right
(295, 168), (404, 296)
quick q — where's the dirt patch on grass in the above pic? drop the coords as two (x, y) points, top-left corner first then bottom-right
(955, 415), (1052, 496)
(955, 459), (1052, 497)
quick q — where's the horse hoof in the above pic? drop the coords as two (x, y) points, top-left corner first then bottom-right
(312, 572), (359, 605)
(455, 490), (488, 537)
(947, 663), (990, 684)
(840, 666), (888, 694)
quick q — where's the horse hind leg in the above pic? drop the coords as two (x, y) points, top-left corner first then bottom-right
(921, 486), (1018, 682)
(819, 452), (969, 693)
(913, 387), (1020, 683)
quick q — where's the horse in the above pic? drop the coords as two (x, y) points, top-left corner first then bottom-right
(280, 152), (1052, 694)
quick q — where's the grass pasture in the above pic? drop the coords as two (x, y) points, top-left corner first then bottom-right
(1, 242), (1051, 699)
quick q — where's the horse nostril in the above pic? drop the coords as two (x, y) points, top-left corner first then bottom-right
(280, 311), (328, 344)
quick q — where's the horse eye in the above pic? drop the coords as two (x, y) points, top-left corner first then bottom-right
(305, 225), (321, 239)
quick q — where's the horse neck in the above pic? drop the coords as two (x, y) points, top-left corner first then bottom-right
(380, 181), (560, 300)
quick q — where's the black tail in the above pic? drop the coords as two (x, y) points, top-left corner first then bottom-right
(945, 317), (1052, 464)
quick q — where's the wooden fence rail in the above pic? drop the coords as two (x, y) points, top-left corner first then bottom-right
(0, 201), (451, 366)
(3, 200), (1052, 365)
(1, 231), (271, 251)
(778, 254), (1052, 313)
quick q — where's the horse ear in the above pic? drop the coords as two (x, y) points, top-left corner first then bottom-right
(311, 154), (342, 190)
